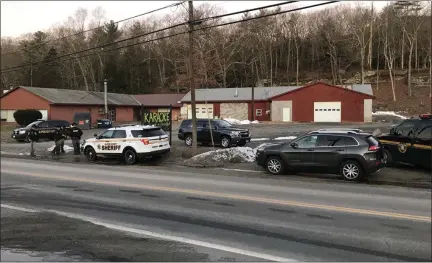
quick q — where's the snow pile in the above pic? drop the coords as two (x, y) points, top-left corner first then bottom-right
(372, 111), (408, 120)
(184, 143), (282, 167)
(47, 145), (74, 153)
(223, 118), (259, 125)
(192, 147), (255, 163)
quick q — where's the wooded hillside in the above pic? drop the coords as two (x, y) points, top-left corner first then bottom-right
(1, 1), (431, 113)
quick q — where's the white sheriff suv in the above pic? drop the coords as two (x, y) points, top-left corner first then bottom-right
(81, 125), (170, 164)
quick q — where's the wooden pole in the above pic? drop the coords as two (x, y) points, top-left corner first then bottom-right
(188, 0), (198, 154)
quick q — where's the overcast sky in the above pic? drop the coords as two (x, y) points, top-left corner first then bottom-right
(1, 1), (389, 38)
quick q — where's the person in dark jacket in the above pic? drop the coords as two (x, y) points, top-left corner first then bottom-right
(69, 122), (83, 155)
(28, 127), (39, 157)
(60, 126), (67, 153)
(51, 126), (65, 156)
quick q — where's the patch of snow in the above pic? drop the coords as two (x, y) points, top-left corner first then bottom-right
(273, 136), (297, 140)
(372, 111), (408, 120)
(251, 120), (259, 124)
(223, 118), (259, 125)
(190, 147), (257, 163)
(47, 145), (74, 153)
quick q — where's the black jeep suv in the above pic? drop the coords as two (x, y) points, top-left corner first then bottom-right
(178, 119), (251, 148)
(255, 131), (385, 181)
(377, 114), (432, 170)
(12, 119), (70, 142)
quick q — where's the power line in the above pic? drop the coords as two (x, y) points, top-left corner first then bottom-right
(1, 1), (337, 74)
(1, 1), (297, 71)
(0, 1), (185, 56)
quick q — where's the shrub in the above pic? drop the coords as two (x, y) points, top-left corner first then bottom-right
(13, 109), (43, 126)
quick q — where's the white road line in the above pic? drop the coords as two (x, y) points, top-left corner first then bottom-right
(1, 204), (40, 213)
(273, 136), (297, 140)
(250, 138), (270, 141)
(1, 203), (295, 261)
(47, 209), (295, 262)
(221, 168), (262, 173)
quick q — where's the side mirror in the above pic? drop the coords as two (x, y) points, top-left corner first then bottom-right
(94, 133), (98, 137)
(389, 127), (396, 135)
(213, 126), (218, 130)
(290, 142), (298, 149)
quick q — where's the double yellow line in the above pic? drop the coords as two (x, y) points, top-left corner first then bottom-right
(2, 169), (431, 222)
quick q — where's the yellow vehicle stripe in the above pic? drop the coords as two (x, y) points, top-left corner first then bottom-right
(379, 140), (432, 150)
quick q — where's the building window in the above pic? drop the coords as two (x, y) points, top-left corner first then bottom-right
(256, 109), (262, 116)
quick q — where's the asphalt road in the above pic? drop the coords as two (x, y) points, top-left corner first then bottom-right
(1, 157), (431, 261)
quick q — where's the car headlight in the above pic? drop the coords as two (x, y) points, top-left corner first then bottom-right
(256, 146), (266, 152)
(19, 130), (26, 134)
(231, 131), (240, 137)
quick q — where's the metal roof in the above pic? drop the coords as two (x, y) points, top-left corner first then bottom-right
(180, 86), (301, 102)
(20, 86), (140, 106)
(180, 83), (373, 103)
(350, 84), (373, 96)
(133, 93), (185, 107)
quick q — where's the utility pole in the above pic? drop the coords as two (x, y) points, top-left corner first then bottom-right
(30, 50), (33, 86)
(188, 0), (198, 153)
(104, 79), (108, 118)
(251, 85), (255, 121)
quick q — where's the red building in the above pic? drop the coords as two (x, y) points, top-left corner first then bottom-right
(1, 86), (140, 123)
(180, 82), (374, 123)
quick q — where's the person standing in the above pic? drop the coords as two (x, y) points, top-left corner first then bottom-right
(69, 122), (83, 155)
(51, 126), (63, 156)
(28, 127), (39, 157)
(60, 126), (67, 153)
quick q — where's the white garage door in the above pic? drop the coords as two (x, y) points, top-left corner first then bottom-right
(314, 102), (341, 122)
(187, 104), (213, 119)
(39, 110), (48, 120)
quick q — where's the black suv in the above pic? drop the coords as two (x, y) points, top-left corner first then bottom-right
(12, 120), (70, 142)
(178, 119), (251, 148)
(377, 114), (432, 170)
(256, 131), (385, 181)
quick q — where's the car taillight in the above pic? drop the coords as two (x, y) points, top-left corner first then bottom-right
(368, 145), (380, 151)
(419, 114), (431, 120)
(140, 139), (149, 145)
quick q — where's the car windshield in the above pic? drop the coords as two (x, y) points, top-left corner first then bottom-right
(26, 120), (42, 128)
(213, 120), (232, 128)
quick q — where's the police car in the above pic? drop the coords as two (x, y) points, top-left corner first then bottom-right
(81, 125), (170, 164)
(377, 114), (432, 170)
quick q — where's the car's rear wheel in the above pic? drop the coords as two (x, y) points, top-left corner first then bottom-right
(185, 134), (193, 147)
(265, 156), (284, 175)
(220, 136), (231, 148)
(383, 149), (393, 166)
(85, 147), (97, 162)
(340, 160), (363, 181)
(124, 149), (137, 165)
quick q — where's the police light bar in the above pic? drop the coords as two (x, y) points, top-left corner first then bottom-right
(419, 114), (431, 120)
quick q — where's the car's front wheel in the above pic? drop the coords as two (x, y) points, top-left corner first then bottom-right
(124, 149), (137, 165)
(265, 156), (284, 175)
(220, 136), (231, 148)
(340, 160), (363, 181)
(184, 134), (193, 147)
(85, 147), (97, 162)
